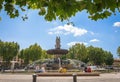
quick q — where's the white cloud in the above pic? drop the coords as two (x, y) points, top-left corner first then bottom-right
(90, 31), (95, 35)
(67, 41), (88, 47)
(89, 39), (100, 43)
(48, 24), (88, 37)
(48, 32), (53, 35)
(113, 22), (120, 27)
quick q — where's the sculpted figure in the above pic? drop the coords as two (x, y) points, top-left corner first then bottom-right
(55, 36), (61, 49)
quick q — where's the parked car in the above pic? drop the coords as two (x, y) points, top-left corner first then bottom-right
(105, 65), (113, 69)
(89, 66), (97, 71)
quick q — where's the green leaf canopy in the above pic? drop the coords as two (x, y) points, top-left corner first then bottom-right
(0, 0), (120, 21)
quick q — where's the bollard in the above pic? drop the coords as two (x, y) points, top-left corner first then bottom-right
(73, 73), (77, 82)
(33, 74), (37, 82)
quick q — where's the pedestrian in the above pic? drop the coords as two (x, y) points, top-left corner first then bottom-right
(84, 66), (87, 72)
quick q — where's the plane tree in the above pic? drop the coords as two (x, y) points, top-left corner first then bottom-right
(104, 51), (113, 65)
(0, 0), (120, 21)
(87, 46), (105, 65)
(117, 46), (120, 58)
(19, 43), (42, 65)
(87, 46), (113, 65)
(0, 40), (19, 69)
(67, 43), (88, 63)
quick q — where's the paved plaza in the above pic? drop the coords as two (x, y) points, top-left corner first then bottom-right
(0, 73), (120, 82)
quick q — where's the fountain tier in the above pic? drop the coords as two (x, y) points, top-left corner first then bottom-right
(47, 36), (68, 55)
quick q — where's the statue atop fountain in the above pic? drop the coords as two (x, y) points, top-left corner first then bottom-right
(55, 36), (61, 49)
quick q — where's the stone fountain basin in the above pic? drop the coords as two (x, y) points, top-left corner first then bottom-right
(47, 49), (68, 55)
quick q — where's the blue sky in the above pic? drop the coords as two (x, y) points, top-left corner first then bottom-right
(0, 10), (120, 58)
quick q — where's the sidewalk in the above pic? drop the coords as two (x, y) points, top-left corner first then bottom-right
(0, 73), (120, 82)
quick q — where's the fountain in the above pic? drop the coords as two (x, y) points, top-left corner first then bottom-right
(29, 37), (100, 76)
(47, 36), (68, 69)
(27, 36), (86, 70)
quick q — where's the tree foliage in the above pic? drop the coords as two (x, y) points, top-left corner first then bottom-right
(19, 43), (42, 65)
(87, 46), (105, 65)
(104, 51), (113, 65)
(41, 50), (53, 59)
(117, 46), (120, 58)
(67, 43), (88, 63)
(0, 40), (19, 65)
(19, 48), (29, 65)
(67, 44), (114, 65)
(0, 39), (115, 66)
(0, 0), (120, 21)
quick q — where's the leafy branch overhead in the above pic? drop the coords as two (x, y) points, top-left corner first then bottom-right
(0, 0), (120, 21)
